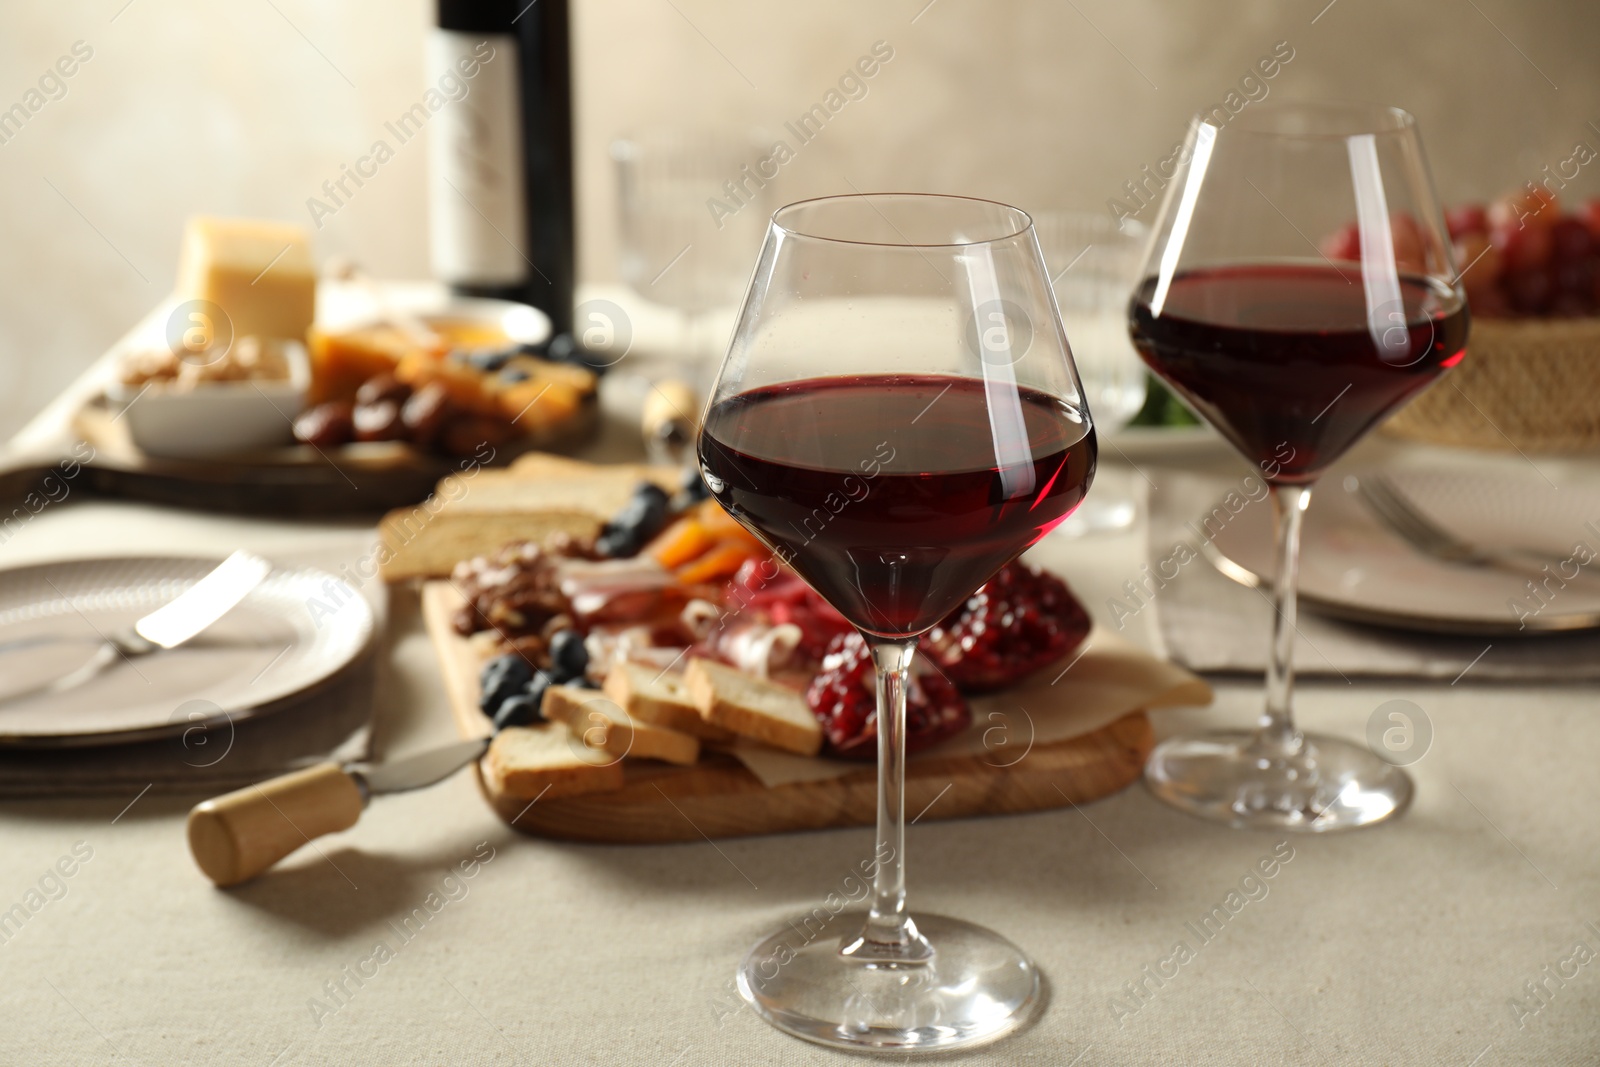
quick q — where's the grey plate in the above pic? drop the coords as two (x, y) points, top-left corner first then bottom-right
(1206, 469), (1600, 636)
(0, 556), (373, 746)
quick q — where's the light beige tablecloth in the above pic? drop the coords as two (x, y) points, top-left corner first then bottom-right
(1, 401), (1598, 1065)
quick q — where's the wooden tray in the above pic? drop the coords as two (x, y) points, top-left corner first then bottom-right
(56, 394), (597, 516)
(421, 582), (1153, 843)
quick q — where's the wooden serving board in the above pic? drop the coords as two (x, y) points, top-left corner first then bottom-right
(421, 583), (1153, 843)
(62, 395), (597, 516)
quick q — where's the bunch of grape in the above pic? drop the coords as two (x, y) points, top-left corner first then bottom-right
(1446, 190), (1600, 319)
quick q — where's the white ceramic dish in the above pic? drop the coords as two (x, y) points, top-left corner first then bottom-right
(105, 342), (310, 459)
(1207, 468), (1600, 635)
(314, 280), (552, 346)
(0, 555), (373, 746)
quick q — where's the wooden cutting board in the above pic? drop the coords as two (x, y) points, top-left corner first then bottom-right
(58, 396), (597, 516)
(59, 398), (601, 518)
(421, 582), (1153, 843)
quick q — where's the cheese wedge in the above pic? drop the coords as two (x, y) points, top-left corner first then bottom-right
(177, 216), (316, 343)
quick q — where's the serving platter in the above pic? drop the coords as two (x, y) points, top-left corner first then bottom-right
(420, 582), (1155, 843)
(0, 282), (598, 517)
(65, 394), (594, 516)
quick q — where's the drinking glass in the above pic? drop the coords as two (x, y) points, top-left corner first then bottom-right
(1129, 102), (1468, 830)
(698, 193), (1096, 1051)
(611, 131), (772, 365)
(1035, 211), (1148, 534)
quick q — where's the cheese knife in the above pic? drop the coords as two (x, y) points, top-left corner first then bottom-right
(187, 736), (491, 887)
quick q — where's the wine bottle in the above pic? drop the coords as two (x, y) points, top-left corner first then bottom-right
(427, 0), (575, 336)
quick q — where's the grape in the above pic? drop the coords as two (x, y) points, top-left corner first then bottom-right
(1581, 198), (1600, 241)
(1550, 217), (1594, 264)
(1319, 223), (1360, 262)
(1489, 186), (1560, 231)
(1445, 203), (1489, 240)
(1550, 293), (1593, 318)
(1468, 287), (1512, 319)
(1507, 267), (1554, 316)
(1492, 221), (1554, 273)
(1389, 213), (1427, 272)
(1555, 262), (1593, 315)
(1452, 233), (1500, 298)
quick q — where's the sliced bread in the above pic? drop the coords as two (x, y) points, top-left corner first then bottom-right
(483, 722), (626, 799)
(684, 657), (822, 757)
(541, 684), (701, 766)
(377, 458), (680, 582)
(602, 661), (734, 743)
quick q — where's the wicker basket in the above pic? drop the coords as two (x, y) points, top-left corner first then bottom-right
(1384, 317), (1600, 453)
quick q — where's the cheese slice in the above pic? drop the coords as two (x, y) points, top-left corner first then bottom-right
(176, 217), (316, 343)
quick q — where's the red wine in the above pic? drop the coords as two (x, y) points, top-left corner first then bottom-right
(1129, 263), (1468, 483)
(699, 375), (1095, 639)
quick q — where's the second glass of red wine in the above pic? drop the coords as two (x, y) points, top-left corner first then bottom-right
(1129, 102), (1469, 831)
(698, 193), (1096, 1051)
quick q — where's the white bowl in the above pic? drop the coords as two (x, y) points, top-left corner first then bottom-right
(315, 281), (552, 347)
(106, 342), (310, 459)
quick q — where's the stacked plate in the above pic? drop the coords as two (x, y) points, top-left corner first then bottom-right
(0, 556), (373, 746)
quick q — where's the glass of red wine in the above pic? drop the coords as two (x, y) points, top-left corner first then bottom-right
(698, 193), (1096, 1051)
(1129, 102), (1469, 831)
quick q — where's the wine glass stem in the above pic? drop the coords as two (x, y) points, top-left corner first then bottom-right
(864, 637), (916, 948)
(1258, 484), (1313, 757)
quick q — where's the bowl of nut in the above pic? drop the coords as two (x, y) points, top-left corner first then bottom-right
(107, 335), (311, 459)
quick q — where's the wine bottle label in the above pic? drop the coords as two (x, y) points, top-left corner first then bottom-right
(426, 30), (528, 287)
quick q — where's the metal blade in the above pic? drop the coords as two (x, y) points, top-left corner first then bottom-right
(349, 737), (490, 796)
(134, 551), (274, 650)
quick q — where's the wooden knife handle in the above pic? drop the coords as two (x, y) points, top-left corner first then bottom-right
(187, 762), (364, 887)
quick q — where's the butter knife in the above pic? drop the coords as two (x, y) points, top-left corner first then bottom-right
(0, 550), (273, 705)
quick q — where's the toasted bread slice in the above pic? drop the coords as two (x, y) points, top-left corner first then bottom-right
(602, 661), (734, 743)
(377, 459), (679, 581)
(541, 685), (700, 766)
(684, 657), (822, 757)
(483, 722), (626, 799)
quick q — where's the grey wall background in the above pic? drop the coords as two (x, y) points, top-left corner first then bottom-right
(1, 0), (1596, 440)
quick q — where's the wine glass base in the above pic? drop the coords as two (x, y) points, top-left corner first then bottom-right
(1144, 730), (1413, 832)
(736, 911), (1041, 1052)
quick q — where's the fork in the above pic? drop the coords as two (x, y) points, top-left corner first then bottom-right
(1352, 474), (1594, 586)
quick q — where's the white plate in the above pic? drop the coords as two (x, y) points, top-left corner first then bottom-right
(1207, 469), (1600, 635)
(314, 279), (552, 344)
(0, 556), (373, 746)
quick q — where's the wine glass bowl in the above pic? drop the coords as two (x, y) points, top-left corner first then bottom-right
(698, 193), (1095, 1051)
(1129, 102), (1468, 831)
